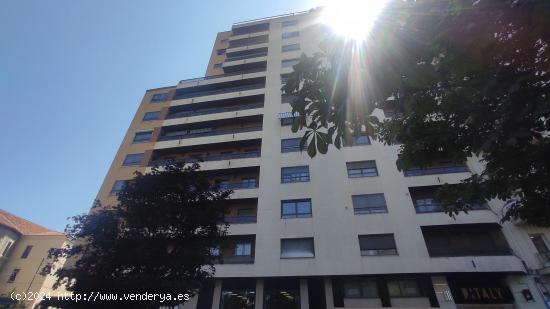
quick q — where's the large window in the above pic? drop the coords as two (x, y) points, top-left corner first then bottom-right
(281, 138), (301, 153)
(20, 245), (33, 259)
(133, 131), (153, 143)
(150, 93), (168, 103)
(343, 278), (379, 298)
(352, 194), (387, 214)
(235, 243), (252, 256)
(358, 234), (398, 256)
(281, 238), (314, 258)
(1, 241), (13, 257)
(421, 224), (511, 257)
(110, 180), (126, 196)
(264, 279), (300, 309)
(347, 161), (378, 178)
(220, 279), (256, 309)
(282, 31), (299, 39)
(387, 279), (423, 297)
(122, 153), (144, 166)
(281, 166), (309, 183)
(142, 111), (160, 121)
(282, 43), (300, 52)
(281, 199), (312, 219)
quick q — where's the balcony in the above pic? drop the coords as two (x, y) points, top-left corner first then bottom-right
(409, 185), (488, 213)
(222, 198), (258, 224)
(207, 166), (260, 193)
(173, 77), (265, 100)
(404, 161), (470, 177)
(231, 22), (269, 36)
(225, 47), (268, 62)
(167, 95), (264, 119)
(215, 235), (256, 264)
(178, 68), (266, 88)
(150, 139), (262, 167)
(223, 59), (267, 74)
(158, 115), (263, 142)
(228, 35), (268, 49)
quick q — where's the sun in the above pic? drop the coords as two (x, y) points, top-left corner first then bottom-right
(317, 0), (390, 42)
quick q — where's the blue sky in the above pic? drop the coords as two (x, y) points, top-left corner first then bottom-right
(0, 0), (315, 232)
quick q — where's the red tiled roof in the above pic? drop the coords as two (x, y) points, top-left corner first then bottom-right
(0, 209), (63, 236)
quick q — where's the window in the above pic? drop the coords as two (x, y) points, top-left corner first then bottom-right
(2, 241), (13, 257)
(282, 20), (298, 27)
(237, 208), (255, 216)
(217, 48), (226, 55)
(530, 234), (550, 255)
(343, 135), (371, 146)
(235, 243), (252, 256)
(387, 279), (423, 297)
(142, 111), (160, 121)
(347, 161), (378, 178)
(282, 43), (300, 52)
(421, 223), (512, 257)
(281, 199), (312, 219)
(280, 116), (297, 126)
(281, 166), (310, 183)
(110, 180), (126, 196)
(151, 93), (168, 102)
(352, 194), (388, 214)
(133, 131), (153, 143)
(282, 31), (300, 39)
(403, 160), (469, 177)
(122, 153), (144, 166)
(281, 138), (301, 152)
(358, 234), (398, 256)
(213, 63), (223, 69)
(282, 58), (300, 68)
(241, 178), (257, 188)
(343, 278), (379, 298)
(7, 269), (19, 283)
(20, 245), (33, 259)
(409, 186), (487, 213)
(210, 246), (220, 257)
(281, 238), (314, 258)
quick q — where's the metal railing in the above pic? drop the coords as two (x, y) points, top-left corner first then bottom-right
(158, 125), (262, 141)
(225, 52), (268, 62)
(217, 181), (258, 190)
(404, 165), (470, 177)
(150, 151), (261, 166)
(178, 68), (266, 85)
(166, 102), (263, 119)
(223, 215), (257, 224)
(218, 255), (255, 264)
(414, 203), (488, 213)
(174, 83), (265, 100)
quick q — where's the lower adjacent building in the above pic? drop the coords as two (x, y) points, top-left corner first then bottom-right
(0, 210), (69, 309)
(93, 8), (550, 309)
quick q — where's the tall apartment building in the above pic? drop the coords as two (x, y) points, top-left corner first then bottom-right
(95, 8), (550, 309)
(0, 209), (69, 308)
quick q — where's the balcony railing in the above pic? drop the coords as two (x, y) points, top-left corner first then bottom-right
(178, 68), (266, 85)
(404, 165), (469, 177)
(158, 126), (262, 141)
(218, 255), (254, 264)
(174, 83), (265, 100)
(166, 102), (263, 119)
(223, 215), (257, 224)
(415, 202), (488, 213)
(217, 181), (258, 190)
(150, 151), (261, 166)
(225, 52), (268, 62)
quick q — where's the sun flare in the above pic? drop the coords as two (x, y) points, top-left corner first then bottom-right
(317, 0), (390, 42)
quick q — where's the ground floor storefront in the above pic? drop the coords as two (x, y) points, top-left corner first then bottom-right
(179, 273), (550, 309)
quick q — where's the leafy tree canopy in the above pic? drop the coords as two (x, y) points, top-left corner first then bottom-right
(48, 163), (231, 308)
(283, 0), (550, 225)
